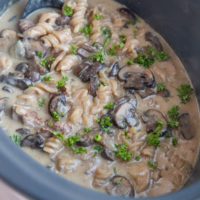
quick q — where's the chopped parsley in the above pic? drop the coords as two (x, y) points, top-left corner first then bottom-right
(104, 102), (115, 111)
(72, 147), (87, 154)
(93, 145), (104, 153)
(146, 121), (164, 148)
(66, 136), (80, 147)
(90, 49), (106, 64)
(101, 26), (112, 39)
(94, 14), (103, 20)
(81, 24), (93, 37)
(38, 98), (46, 108)
(172, 137), (178, 147)
(94, 134), (102, 142)
(148, 160), (158, 170)
(36, 51), (44, 59)
(177, 84), (193, 104)
(127, 59), (134, 65)
(42, 75), (52, 82)
(119, 35), (127, 49)
(52, 112), (60, 122)
(63, 5), (74, 17)
(83, 127), (92, 133)
(167, 106), (180, 129)
(41, 56), (55, 70)
(70, 44), (78, 55)
(115, 144), (133, 162)
(157, 83), (167, 92)
(135, 155), (141, 161)
(57, 76), (68, 90)
(10, 134), (22, 146)
(108, 45), (118, 56)
(52, 131), (65, 141)
(134, 46), (169, 68)
(98, 116), (113, 132)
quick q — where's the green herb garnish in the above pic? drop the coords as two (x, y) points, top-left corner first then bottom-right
(134, 54), (155, 68)
(94, 14), (103, 20)
(94, 134), (102, 142)
(101, 26), (112, 39)
(146, 121), (164, 147)
(38, 98), (46, 108)
(36, 51), (44, 59)
(104, 102), (115, 111)
(157, 83), (167, 92)
(148, 160), (158, 170)
(10, 134), (22, 146)
(98, 116), (113, 132)
(108, 45), (118, 56)
(91, 49), (106, 64)
(57, 76), (68, 90)
(42, 75), (52, 82)
(127, 59), (134, 65)
(81, 24), (93, 37)
(168, 106), (180, 129)
(172, 137), (178, 147)
(52, 131), (65, 141)
(70, 44), (78, 55)
(41, 56), (55, 70)
(115, 144), (133, 162)
(52, 112), (60, 122)
(93, 145), (104, 153)
(135, 155), (141, 161)
(177, 84), (193, 104)
(83, 127), (92, 133)
(119, 35), (127, 49)
(66, 136), (80, 147)
(72, 147), (87, 154)
(63, 5), (74, 17)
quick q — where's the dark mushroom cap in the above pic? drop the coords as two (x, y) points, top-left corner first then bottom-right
(109, 62), (120, 77)
(118, 7), (137, 23)
(89, 75), (100, 97)
(16, 128), (32, 136)
(21, 134), (45, 149)
(145, 32), (163, 51)
(142, 109), (167, 133)
(106, 175), (135, 197)
(113, 96), (139, 129)
(179, 113), (195, 140)
(49, 94), (71, 118)
(101, 148), (115, 161)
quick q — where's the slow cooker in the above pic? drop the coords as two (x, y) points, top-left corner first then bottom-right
(0, 0), (200, 199)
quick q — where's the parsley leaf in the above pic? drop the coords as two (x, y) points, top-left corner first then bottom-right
(81, 24), (93, 37)
(167, 106), (180, 129)
(93, 145), (104, 153)
(90, 49), (106, 64)
(57, 76), (68, 90)
(42, 75), (52, 82)
(104, 102), (115, 111)
(63, 5), (74, 17)
(83, 127), (92, 133)
(172, 137), (178, 147)
(157, 83), (167, 92)
(94, 134), (102, 142)
(94, 14), (103, 20)
(52, 112), (60, 122)
(41, 56), (55, 70)
(70, 44), (78, 55)
(115, 144), (133, 161)
(177, 84), (193, 104)
(36, 51), (44, 59)
(98, 116), (113, 132)
(10, 134), (22, 146)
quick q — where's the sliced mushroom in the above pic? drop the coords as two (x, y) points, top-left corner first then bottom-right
(109, 62), (120, 77)
(179, 113), (194, 140)
(113, 96), (138, 129)
(21, 134), (45, 149)
(16, 128), (32, 136)
(49, 94), (71, 118)
(106, 175), (134, 197)
(145, 32), (163, 51)
(55, 16), (70, 26)
(89, 75), (100, 97)
(15, 63), (30, 74)
(76, 134), (94, 147)
(142, 109), (167, 133)
(101, 148), (115, 161)
(0, 74), (32, 90)
(18, 19), (35, 33)
(118, 7), (137, 23)
(0, 97), (7, 119)
(24, 70), (41, 82)
(77, 44), (96, 58)
(2, 85), (14, 93)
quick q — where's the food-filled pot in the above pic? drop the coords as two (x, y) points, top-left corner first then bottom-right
(0, 0), (200, 200)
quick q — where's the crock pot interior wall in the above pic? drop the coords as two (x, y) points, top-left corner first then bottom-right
(0, 0), (200, 200)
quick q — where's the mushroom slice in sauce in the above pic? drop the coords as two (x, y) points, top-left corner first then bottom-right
(179, 113), (194, 140)
(109, 62), (120, 77)
(145, 32), (163, 51)
(106, 175), (134, 197)
(113, 96), (138, 129)
(49, 94), (71, 118)
(16, 128), (32, 136)
(101, 148), (115, 161)
(89, 75), (100, 97)
(142, 109), (167, 133)
(18, 19), (35, 33)
(0, 97), (7, 119)
(21, 134), (45, 149)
